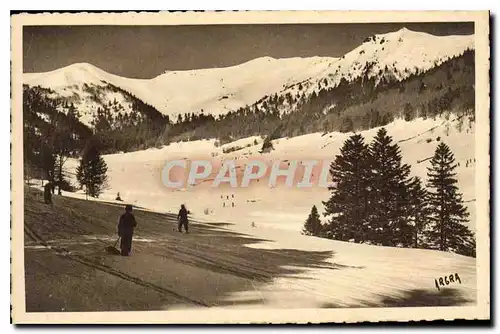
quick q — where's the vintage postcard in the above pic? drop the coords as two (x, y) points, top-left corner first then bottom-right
(11, 11), (490, 324)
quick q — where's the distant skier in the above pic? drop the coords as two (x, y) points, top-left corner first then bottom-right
(43, 181), (53, 205)
(117, 204), (137, 256)
(115, 192), (123, 201)
(178, 204), (190, 234)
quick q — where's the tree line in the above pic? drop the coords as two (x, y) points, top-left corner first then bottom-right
(303, 128), (475, 258)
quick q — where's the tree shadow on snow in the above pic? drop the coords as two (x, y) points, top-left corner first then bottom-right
(321, 288), (474, 309)
(375, 288), (474, 307)
(25, 188), (364, 312)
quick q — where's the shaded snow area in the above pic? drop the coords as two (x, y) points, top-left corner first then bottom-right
(32, 116), (476, 309)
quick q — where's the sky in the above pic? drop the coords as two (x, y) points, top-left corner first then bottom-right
(23, 22), (474, 79)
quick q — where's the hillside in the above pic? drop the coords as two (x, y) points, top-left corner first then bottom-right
(186, 49), (474, 141)
(24, 57), (339, 120)
(23, 28), (473, 121)
(22, 28), (475, 155)
(54, 115), (475, 237)
(24, 186), (476, 311)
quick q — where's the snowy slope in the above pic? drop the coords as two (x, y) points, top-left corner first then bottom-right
(308, 28), (474, 90)
(250, 28), (474, 115)
(23, 63), (154, 128)
(24, 57), (338, 121)
(24, 185), (476, 310)
(48, 116), (477, 308)
(24, 28), (474, 123)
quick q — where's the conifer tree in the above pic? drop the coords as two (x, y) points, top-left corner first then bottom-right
(426, 143), (475, 257)
(368, 128), (412, 246)
(76, 140), (108, 198)
(323, 134), (371, 242)
(407, 176), (431, 248)
(302, 205), (323, 236)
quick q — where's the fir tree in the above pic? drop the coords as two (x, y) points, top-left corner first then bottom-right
(76, 140), (108, 198)
(323, 134), (371, 242)
(302, 205), (323, 236)
(368, 128), (412, 246)
(426, 143), (475, 257)
(407, 176), (431, 248)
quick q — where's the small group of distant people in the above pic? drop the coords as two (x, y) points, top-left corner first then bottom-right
(116, 204), (190, 257)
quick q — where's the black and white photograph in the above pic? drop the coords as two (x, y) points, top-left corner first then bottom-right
(10, 11), (490, 324)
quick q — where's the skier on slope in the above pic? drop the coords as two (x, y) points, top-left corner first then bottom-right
(177, 204), (190, 234)
(117, 204), (137, 256)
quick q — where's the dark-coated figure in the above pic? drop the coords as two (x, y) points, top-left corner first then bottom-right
(43, 182), (53, 205)
(178, 204), (190, 233)
(117, 204), (137, 256)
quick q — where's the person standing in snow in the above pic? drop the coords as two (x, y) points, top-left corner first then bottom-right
(178, 204), (190, 234)
(117, 204), (137, 256)
(43, 181), (53, 205)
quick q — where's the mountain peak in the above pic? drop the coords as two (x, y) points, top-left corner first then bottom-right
(64, 62), (102, 71)
(397, 27), (412, 34)
(24, 62), (111, 89)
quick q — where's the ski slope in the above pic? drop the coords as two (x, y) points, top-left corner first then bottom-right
(62, 116), (476, 233)
(28, 116), (477, 309)
(23, 28), (474, 121)
(24, 188), (476, 311)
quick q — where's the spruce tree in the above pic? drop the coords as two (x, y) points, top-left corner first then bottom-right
(302, 205), (323, 236)
(426, 143), (475, 257)
(368, 128), (412, 246)
(407, 176), (431, 248)
(323, 134), (371, 242)
(77, 141), (108, 198)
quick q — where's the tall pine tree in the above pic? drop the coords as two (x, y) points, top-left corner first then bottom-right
(426, 143), (475, 257)
(407, 176), (431, 248)
(368, 128), (412, 246)
(77, 140), (109, 198)
(302, 205), (323, 236)
(323, 134), (371, 242)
